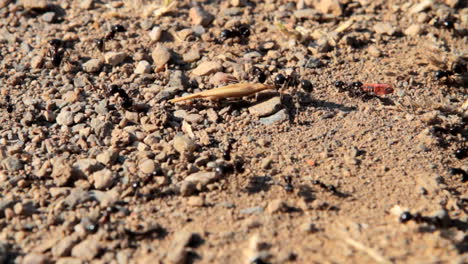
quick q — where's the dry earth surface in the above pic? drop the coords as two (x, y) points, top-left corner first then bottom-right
(0, 0), (467, 263)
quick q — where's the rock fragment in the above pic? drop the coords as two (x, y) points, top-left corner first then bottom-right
(189, 6), (214, 26)
(183, 49), (201, 63)
(404, 24), (423, 36)
(52, 235), (79, 257)
(135, 60), (151, 74)
(91, 169), (114, 190)
(373, 22), (396, 35)
(184, 172), (217, 186)
(20, 0), (48, 9)
(56, 110), (74, 126)
(104, 52), (128, 66)
(1, 157), (23, 171)
(315, 0), (342, 16)
(173, 135), (196, 154)
(82, 59), (103, 73)
(249, 97), (282, 117)
(259, 109), (289, 125)
(71, 238), (100, 261)
(149, 26), (162, 41)
(192, 61), (222, 76)
(368, 45), (382, 57)
(152, 45), (171, 69)
(139, 159), (156, 174)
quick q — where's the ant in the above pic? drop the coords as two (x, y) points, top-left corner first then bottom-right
(274, 73), (312, 93)
(48, 39), (66, 67)
(312, 180), (338, 195)
(95, 24), (126, 52)
(1, 95), (13, 114)
(335, 81), (393, 100)
(283, 176), (293, 192)
(107, 84), (133, 110)
(434, 59), (467, 81)
(218, 24), (251, 43)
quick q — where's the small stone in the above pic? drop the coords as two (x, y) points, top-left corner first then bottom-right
(168, 70), (187, 89)
(373, 22), (396, 35)
(187, 196), (204, 207)
(72, 159), (103, 178)
(91, 169), (114, 190)
(52, 235), (79, 257)
(104, 52), (128, 66)
(41, 12), (56, 23)
(20, 0), (48, 9)
(368, 45), (381, 57)
(149, 27), (162, 41)
(240, 206), (264, 215)
(249, 97), (282, 117)
(139, 159), (156, 174)
(23, 253), (48, 264)
(267, 199), (289, 214)
(259, 109), (289, 125)
(135, 60), (151, 74)
(231, 0), (246, 7)
(183, 49), (201, 63)
(51, 161), (73, 186)
(209, 72), (237, 86)
(409, 0), (433, 14)
(151, 45), (171, 68)
(1, 157), (23, 171)
(111, 129), (133, 147)
(192, 61), (222, 76)
(79, 0), (93, 9)
(404, 24), (422, 36)
(184, 172), (217, 186)
(96, 150), (118, 166)
(71, 239), (100, 261)
(184, 114), (202, 124)
(56, 258), (83, 264)
(189, 6), (214, 26)
(82, 59), (103, 73)
(293, 8), (320, 19)
(315, 0), (342, 16)
(31, 56), (44, 69)
(173, 135), (196, 154)
(261, 158), (272, 169)
(56, 110), (74, 126)
(0, 0), (12, 9)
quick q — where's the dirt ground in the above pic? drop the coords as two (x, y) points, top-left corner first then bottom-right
(0, 0), (467, 263)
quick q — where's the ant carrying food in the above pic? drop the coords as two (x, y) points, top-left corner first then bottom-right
(95, 24), (126, 52)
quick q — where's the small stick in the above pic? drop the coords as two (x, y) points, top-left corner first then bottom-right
(169, 83), (275, 103)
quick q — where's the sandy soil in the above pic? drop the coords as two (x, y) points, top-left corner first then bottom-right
(0, 0), (466, 263)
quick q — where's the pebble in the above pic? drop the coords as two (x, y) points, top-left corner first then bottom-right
(168, 70), (187, 89)
(368, 45), (382, 57)
(82, 59), (103, 73)
(259, 109), (289, 125)
(56, 110), (74, 126)
(373, 22), (396, 35)
(96, 150), (118, 166)
(1, 157), (23, 171)
(261, 158), (272, 170)
(139, 159), (156, 174)
(184, 171), (217, 186)
(184, 114), (203, 124)
(187, 196), (204, 207)
(56, 258), (83, 264)
(0, 0), (11, 9)
(135, 60), (151, 74)
(23, 253), (48, 264)
(183, 49), (201, 63)
(149, 27), (162, 41)
(91, 169), (114, 190)
(79, 0), (93, 9)
(248, 97), (282, 117)
(192, 61), (222, 76)
(52, 235), (79, 257)
(31, 56), (44, 69)
(189, 6), (214, 26)
(404, 24), (422, 36)
(71, 239), (100, 261)
(409, 0), (433, 14)
(20, 0), (48, 9)
(152, 45), (171, 68)
(240, 206), (264, 215)
(104, 52), (128, 66)
(72, 159), (103, 178)
(267, 199), (289, 214)
(316, 0), (342, 16)
(41, 12), (56, 23)
(91, 189), (119, 207)
(293, 8), (320, 19)
(173, 135), (196, 154)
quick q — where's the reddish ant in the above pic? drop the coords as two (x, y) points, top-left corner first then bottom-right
(335, 81), (393, 100)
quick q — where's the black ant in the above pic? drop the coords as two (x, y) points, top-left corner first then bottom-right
(251, 66), (266, 83)
(95, 24), (126, 52)
(2, 95), (13, 114)
(434, 59), (467, 81)
(283, 176), (293, 192)
(107, 84), (133, 110)
(48, 39), (66, 67)
(312, 180), (339, 195)
(433, 16), (456, 31)
(218, 24), (250, 43)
